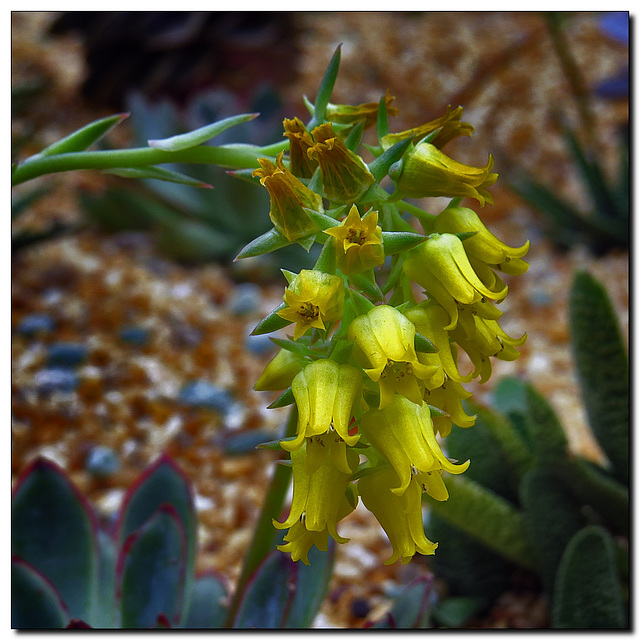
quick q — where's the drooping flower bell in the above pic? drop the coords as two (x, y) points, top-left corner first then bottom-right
(424, 380), (476, 437)
(282, 117), (318, 179)
(307, 123), (375, 203)
(358, 465), (438, 565)
(347, 305), (440, 409)
(277, 269), (345, 340)
(403, 233), (508, 330)
(381, 105), (474, 151)
(434, 206), (530, 275)
(282, 359), (363, 452)
(389, 142), (498, 206)
(274, 434), (359, 562)
(253, 151), (322, 243)
(359, 395), (469, 497)
(324, 204), (385, 275)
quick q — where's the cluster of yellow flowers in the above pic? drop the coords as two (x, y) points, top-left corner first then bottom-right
(241, 87), (529, 566)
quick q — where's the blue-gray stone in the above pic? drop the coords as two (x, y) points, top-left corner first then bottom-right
(47, 342), (88, 368)
(245, 330), (275, 355)
(34, 368), (78, 393)
(119, 325), (151, 346)
(85, 446), (121, 477)
(178, 380), (233, 413)
(228, 283), (262, 315)
(17, 313), (55, 337)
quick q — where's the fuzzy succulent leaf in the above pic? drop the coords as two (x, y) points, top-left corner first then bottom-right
(552, 526), (627, 629)
(569, 271), (628, 484)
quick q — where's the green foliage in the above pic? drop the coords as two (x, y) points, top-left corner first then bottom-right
(428, 271), (628, 628)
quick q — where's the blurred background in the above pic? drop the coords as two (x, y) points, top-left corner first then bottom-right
(12, 11), (628, 628)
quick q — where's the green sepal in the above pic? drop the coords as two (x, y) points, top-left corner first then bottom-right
(103, 165), (214, 188)
(424, 475), (535, 570)
(266, 387), (295, 410)
(368, 137), (413, 183)
(118, 506), (187, 629)
(455, 231), (478, 242)
(313, 236), (337, 274)
(382, 231), (427, 255)
(12, 557), (70, 629)
(428, 404), (450, 419)
(307, 44), (341, 129)
(348, 271), (384, 302)
(568, 271), (628, 484)
(344, 120), (365, 153)
(251, 303), (291, 336)
(225, 168), (262, 185)
(414, 332), (438, 353)
(38, 113), (128, 156)
(305, 208), (344, 231)
(234, 228), (292, 260)
(552, 525), (627, 629)
(148, 113), (258, 151)
(349, 288), (375, 316)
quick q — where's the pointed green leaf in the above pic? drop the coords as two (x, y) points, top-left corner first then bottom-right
(251, 303), (291, 336)
(382, 232), (427, 256)
(284, 541), (337, 628)
(349, 288), (375, 316)
(552, 526), (627, 629)
(268, 337), (311, 357)
(344, 120), (365, 153)
(305, 208), (343, 231)
(39, 113), (128, 156)
(348, 272), (384, 302)
(428, 404), (449, 419)
(148, 113), (258, 151)
(234, 228), (292, 260)
(183, 571), (228, 629)
(569, 271), (628, 483)
(313, 236), (337, 274)
(266, 387), (295, 410)
(368, 137), (413, 183)
(424, 475), (535, 569)
(118, 506), (187, 629)
(11, 458), (98, 622)
(118, 455), (196, 625)
(12, 557), (70, 629)
(307, 45), (341, 129)
(103, 165), (213, 188)
(414, 332), (438, 354)
(233, 551), (296, 628)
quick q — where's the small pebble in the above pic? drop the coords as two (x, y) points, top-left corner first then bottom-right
(47, 342), (88, 368)
(16, 313), (55, 337)
(85, 445), (121, 477)
(33, 368), (79, 393)
(178, 380), (233, 414)
(118, 325), (151, 346)
(227, 283), (262, 315)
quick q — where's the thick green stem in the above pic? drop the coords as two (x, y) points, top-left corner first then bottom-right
(12, 141), (289, 187)
(224, 406), (298, 627)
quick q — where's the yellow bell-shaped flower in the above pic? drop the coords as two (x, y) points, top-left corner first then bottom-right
(324, 204), (385, 275)
(347, 305), (440, 409)
(307, 123), (375, 203)
(283, 359), (363, 452)
(359, 395), (469, 497)
(253, 151), (322, 243)
(274, 434), (359, 559)
(434, 206), (530, 275)
(403, 233), (508, 330)
(358, 465), (438, 565)
(424, 380), (476, 437)
(390, 142), (498, 206)
(277, 269), (345, 340)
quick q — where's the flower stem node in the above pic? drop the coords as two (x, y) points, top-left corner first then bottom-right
(307, 123), (375, 203)
(283, 359), (363, 451)
(347, 305), (440, 409)
(253, 151), (322, 244)
(277, 269), (345, 340)
(389, 142), (498, 206)
(324, 204), (385, 275)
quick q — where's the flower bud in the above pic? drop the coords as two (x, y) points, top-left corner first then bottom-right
(307, 123), (375, 203)
(389, 143), (498, 206)
(324, 204), (385, 275)
(253, 151), (322, 243)
(277, 269), (345, 340)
